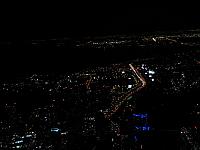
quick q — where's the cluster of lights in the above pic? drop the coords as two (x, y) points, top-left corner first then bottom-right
(140, 64), (156, 82)
(134, 125), (151, 131)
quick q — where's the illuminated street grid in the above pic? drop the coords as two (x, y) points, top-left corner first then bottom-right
(0, 51), (199, 149)
(0, 63), (147, 149)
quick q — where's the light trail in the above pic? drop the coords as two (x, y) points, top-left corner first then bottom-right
(86, 76), (92, 89)
(104, 64), (146, 119)
(129, 63), (146, 87)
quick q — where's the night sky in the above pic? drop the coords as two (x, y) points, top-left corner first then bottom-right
(1, 5), (200, 39)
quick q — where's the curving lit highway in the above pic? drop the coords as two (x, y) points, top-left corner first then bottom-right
(104, 64), (146, 119)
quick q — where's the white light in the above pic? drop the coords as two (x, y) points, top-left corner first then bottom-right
(89, 117), (95, 121)
(15, 140), (23, 144)
(128, 85), (132, 89)
(141, 64), (145, 69)
(152, 38), (156, 42)
(149, 75), (152, 78)
(26, 134), (32, 138)
(61, 132), (67, 135)
(148, 70), (155, 74)
(51, 128), (60, 132)
(151, 78), (155, 82)
(16, 145), (22, 149)
(122, 71), (125, 74)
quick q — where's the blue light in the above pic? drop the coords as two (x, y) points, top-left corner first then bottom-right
(134, 125), (151, 131)
(134, 135), (138, 141)
(131, 135), (139, 142)
(142, 126), (151, 131)
(135, 126), (140, 130)
(132, 113), (148, 119)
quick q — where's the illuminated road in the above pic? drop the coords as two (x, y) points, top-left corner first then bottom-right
(86, 76), (92, 89)
(129, 63), (146, 87)
(104, 64), (146, 119)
